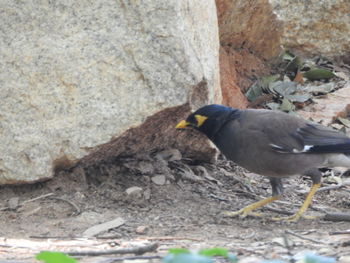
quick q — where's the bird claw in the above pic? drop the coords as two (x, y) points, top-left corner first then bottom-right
(223, 210), (263, 218)
(271, 213), (319, 222)
(271, 214), (301, 223)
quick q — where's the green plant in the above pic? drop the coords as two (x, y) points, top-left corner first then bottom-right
(36, 251), (77, 263)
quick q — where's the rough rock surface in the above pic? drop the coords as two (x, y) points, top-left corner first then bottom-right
(0, 0), (220, 184)
(216, 0), (283, 60)
(219, 47), (248, 108)
(270, 0), (350, 59)
(216, 0), (281, 94)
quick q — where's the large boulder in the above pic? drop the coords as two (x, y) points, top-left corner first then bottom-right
(270, 0), (350, 59)
(0, 0), (220, 184)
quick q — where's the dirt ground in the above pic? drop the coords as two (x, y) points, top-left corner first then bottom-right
(1, 151), (350, 262)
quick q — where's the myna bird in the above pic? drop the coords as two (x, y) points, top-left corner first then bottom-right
(176, 104), (350, 222)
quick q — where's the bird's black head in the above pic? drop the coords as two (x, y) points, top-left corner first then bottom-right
(176, 104), (239, 140)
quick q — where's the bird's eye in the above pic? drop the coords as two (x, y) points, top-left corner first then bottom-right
(194, 115), (208, 127)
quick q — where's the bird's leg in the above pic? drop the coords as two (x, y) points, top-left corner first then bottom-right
(224, 195), (280, 218)
(225, 177), (282, 218)
(273, 169), (322, 222)
(272, 183), (321, 222)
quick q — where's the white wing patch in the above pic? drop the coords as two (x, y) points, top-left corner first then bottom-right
(293, 145), (314, 153)
(270, 144), (314, 153)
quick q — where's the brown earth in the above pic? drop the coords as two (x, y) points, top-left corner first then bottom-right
(1, 149), (349, 262)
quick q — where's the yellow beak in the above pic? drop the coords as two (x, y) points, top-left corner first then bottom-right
(175, 120), (189, 129)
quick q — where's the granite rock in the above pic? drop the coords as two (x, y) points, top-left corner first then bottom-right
(0, 0), (220, 184)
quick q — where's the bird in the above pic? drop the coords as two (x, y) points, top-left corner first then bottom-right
(176, 104), (350, 222)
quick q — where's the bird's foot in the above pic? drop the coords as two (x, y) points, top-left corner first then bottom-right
(224, 196), (280, 218)
(224, 209), (263, 218)
(271, 213), (317, 223)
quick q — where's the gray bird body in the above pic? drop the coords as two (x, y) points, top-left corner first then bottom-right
(177, 104), (350, 220)
(213, 109), (350, 178)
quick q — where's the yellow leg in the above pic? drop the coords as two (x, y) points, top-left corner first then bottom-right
(273, 183), (321, 222)
(224, 195), (280, 218)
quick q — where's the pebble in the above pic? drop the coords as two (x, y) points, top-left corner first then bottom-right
(339, 256), (350, 263)
(151, 175), (166, 185)
(126, 186), (143, 198)
(135, 225), (148, 234)
(156, 149), (182, 161)
(8, 197), (19, 210)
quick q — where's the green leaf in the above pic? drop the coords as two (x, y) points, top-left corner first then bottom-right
(282, 50), (295, 61)
(199, 248), (228, 257)
(36, 251), (77, 263)
(168, 248), (191, 255)
(306, 83), (335, 95)
(245, 82), (264, 102)
(303, 68), (335, 81)
(199, 248), (237, 262)
(266, 102), (280, 111)
(285, 93), (311, 103)
(285, 56), (303, 73)
(270, 81), (298, 96)
(279, 98), (295, 112)
(262, 75), (280, 91)
(245, 75), (279, 101)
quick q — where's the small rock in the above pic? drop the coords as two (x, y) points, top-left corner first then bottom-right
(153, 158), (171, 174)
(339, 256), (350, 263)
(83, 217), (125, 237)
(8, 197), (19, 210)
(126, 186), (143, 198)
(271, 237), (294, 247)
(318, 247), (334, 254)
(151, 175), (166, 185)
(136, 161), (154, 174)
(143, 188), (151, 200)
(156, 149), (182, 161)
(165, 173), (175, 181)
(135, 225), (148, 234)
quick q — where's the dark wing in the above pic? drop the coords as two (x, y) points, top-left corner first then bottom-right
(238, 109), (350, 155)
(295, 123), (350, 154)
(271, 122), (350, 154)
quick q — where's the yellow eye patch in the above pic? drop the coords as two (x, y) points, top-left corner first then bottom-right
(194, 114), (208, 127)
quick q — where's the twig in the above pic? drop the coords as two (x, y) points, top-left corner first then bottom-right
(97, 255), (161, 263)
(49, 197), (81, 215)
(329, 229), (350, 235)
(138, 236), (202, 242)
(22, 193), (54, 204)
(285, 230), (329, 245)
(323, 212), (350, 222)
(317, 181), (350, 192)
(95, 235), (123, 239)
(29, 235), (82, 239)
(264, 205), (294, 216)
(67, 243), (158, 256)
(209, 194), (230, 202)
(0, 193), (54, 211)
(282, 234), (294, 263)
